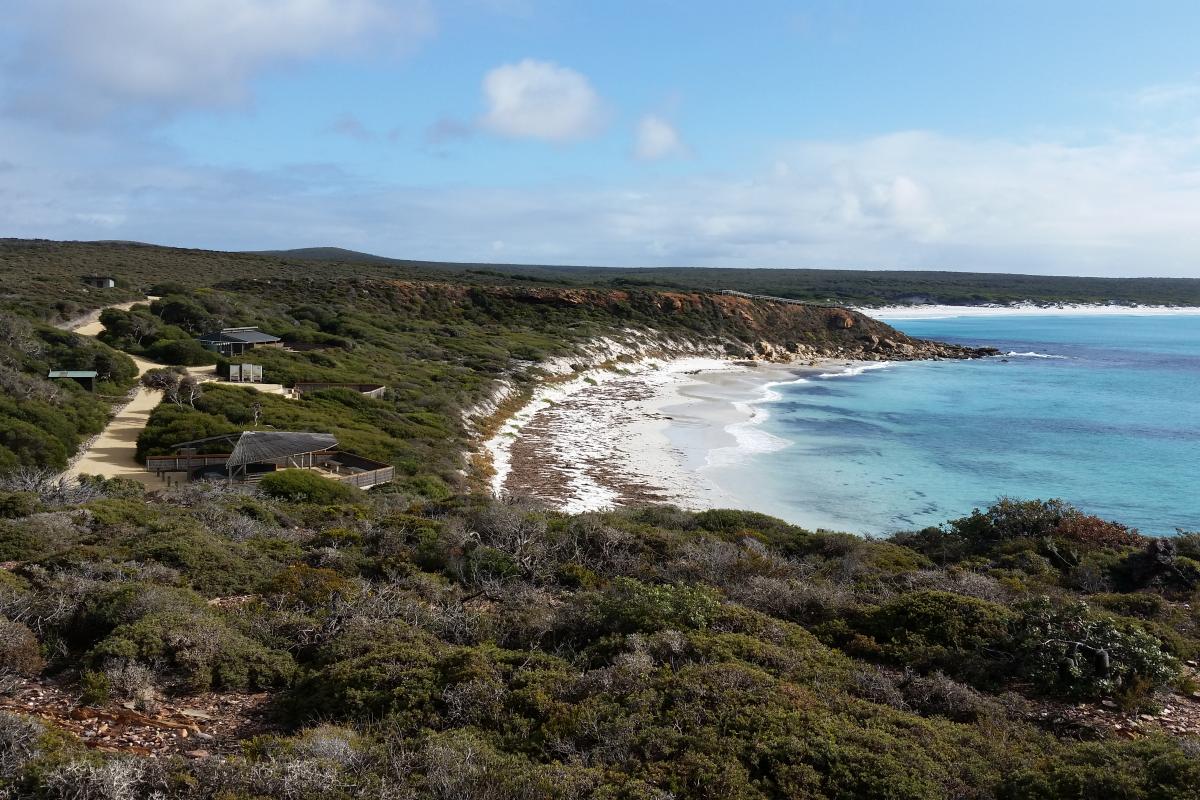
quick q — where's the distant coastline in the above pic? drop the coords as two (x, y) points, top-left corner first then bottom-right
(860, 302), (1200, 319)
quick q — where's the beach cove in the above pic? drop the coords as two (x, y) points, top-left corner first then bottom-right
(486, 356), (875, 515)
(489, 310), (1200, 536)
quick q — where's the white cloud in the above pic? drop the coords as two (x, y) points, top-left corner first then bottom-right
(480, 59), (605, 142)
(634, 115), (685, 161)
(5, 0), (435, 122)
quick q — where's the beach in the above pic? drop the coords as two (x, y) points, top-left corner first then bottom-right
(487, 356), (850, 514)
(860, 303), (1200, 320)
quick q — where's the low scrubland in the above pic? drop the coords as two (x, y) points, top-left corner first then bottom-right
(1, 481), (1198, 799)
(1, 241), (1198, 799)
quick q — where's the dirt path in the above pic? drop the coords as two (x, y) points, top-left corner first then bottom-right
(56, 299), (148, 334)
(63, 300), (209, 487)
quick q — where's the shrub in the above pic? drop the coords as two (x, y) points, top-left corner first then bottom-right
(860, 590), (1013, 652)
(591, 578), (721, 635)
(0, 491), (38, 519)
(87, 610), (295, 693)
(951, 498), (1075, 544)
(0, 711), (44, 782)
(284, 625), (446, 726)
(1000, 737), (1200, 800)
(1010, 597), (1178, 702)
(259, 470), (358, 505)
(0, 619), (44, 679)
(145, 337), (216, 366)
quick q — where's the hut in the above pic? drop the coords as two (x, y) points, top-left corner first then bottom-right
(145, 430), (394, 489)
(47, 370), (98, 391)
(81, 276), (116, 289)
(197, 327), (282, 357)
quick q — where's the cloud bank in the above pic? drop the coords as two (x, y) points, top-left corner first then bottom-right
(5, 123), (1200, 276)
(5, 0), (435, 123)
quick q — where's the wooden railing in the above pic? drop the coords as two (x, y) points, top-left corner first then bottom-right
(334, 466), (395, 489)
(145, 453), (231, 473)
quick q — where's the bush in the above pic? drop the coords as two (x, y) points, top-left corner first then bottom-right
(145, 338), (216, 366)
(0, 491), (38, 519)
(1000, 737), (1200, 800)
(1010, 597), (1178, 702)
(591, 578), (721, 635)
(259, 470), (359, 505)
(0, 619), (44, 681)
(87, 610), (294, 693)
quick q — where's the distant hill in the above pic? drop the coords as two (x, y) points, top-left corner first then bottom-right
(247, 246), (416, 266)
(250, 245), (1200, 307)
(3, 239), (1198, 309)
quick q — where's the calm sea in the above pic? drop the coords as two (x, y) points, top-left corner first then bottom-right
(705, 314), (1200, 536)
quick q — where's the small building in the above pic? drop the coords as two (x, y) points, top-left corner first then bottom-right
(145, 430), (394, 489)
(197, 327), (283, 357)
(81, 276), (116, 289)
(293, 382), (386, 399)
(47, 370), (98, 391)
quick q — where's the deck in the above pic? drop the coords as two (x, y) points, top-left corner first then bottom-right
(145, 450), (395, 489)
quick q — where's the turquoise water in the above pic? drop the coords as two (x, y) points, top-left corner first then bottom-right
(714, 314), (1200, 536)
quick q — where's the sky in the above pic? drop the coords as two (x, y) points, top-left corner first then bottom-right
(3, 1), (1200, 276)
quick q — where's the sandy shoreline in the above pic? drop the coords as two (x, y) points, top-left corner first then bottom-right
(860, 303), (1200, 320)
(486, 356), (853, 514)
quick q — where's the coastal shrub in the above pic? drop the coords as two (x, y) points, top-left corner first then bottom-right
(87, 610), (295, 693)
(853, 590), (1013, 681)
(999, 737), (1200, 800)
(0, 619), (44, 679)
(1010, 597), (1177, 702)
(284, 626), (446, 726)
(145, 337), (216, 366)
(951, 498), (1075, 545)
(589, 578), (721, 635)
(259, 469), (358, 505)
(0, 491), (38, 519)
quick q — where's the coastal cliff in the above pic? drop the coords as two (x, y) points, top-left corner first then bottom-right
(371, 279), (996, 364)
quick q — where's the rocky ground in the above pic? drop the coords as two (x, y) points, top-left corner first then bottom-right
(0, 677), (277, 758)
(1032, 661), (1200, 740)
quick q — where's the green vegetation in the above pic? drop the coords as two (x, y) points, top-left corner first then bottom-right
(0, 240), (1198, 799)
(0, 486), (1197, 799)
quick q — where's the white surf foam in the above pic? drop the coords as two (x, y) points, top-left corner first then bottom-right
(1003, 351), (1069, 359)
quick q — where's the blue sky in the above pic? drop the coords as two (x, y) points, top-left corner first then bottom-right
(4, 1), (1200, 276)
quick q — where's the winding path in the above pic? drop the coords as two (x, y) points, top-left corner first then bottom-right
(61, 300), (207, 487)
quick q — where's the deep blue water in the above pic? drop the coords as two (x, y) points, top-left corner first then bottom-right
(717, 314), (1200, 536)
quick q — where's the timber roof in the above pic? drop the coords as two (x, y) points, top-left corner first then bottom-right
(197, 327), (281, 344)
(172, 431), (339, 467)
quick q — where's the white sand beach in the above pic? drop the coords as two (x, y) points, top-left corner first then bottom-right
(487, 357), (848, 514)
(860, 303), (1200, 320)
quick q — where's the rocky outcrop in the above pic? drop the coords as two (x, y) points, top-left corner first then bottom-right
(367, 280), (997, 365)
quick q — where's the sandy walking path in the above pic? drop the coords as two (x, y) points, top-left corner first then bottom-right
(58, 299), (148, 334)
(64, 300), (213, 487)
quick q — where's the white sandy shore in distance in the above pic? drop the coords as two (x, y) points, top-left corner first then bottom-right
(860, 303), (1200, 320)
(486, 356), (855, 515)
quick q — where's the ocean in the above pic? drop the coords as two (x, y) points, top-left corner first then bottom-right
(693, 313), (1200, 536)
